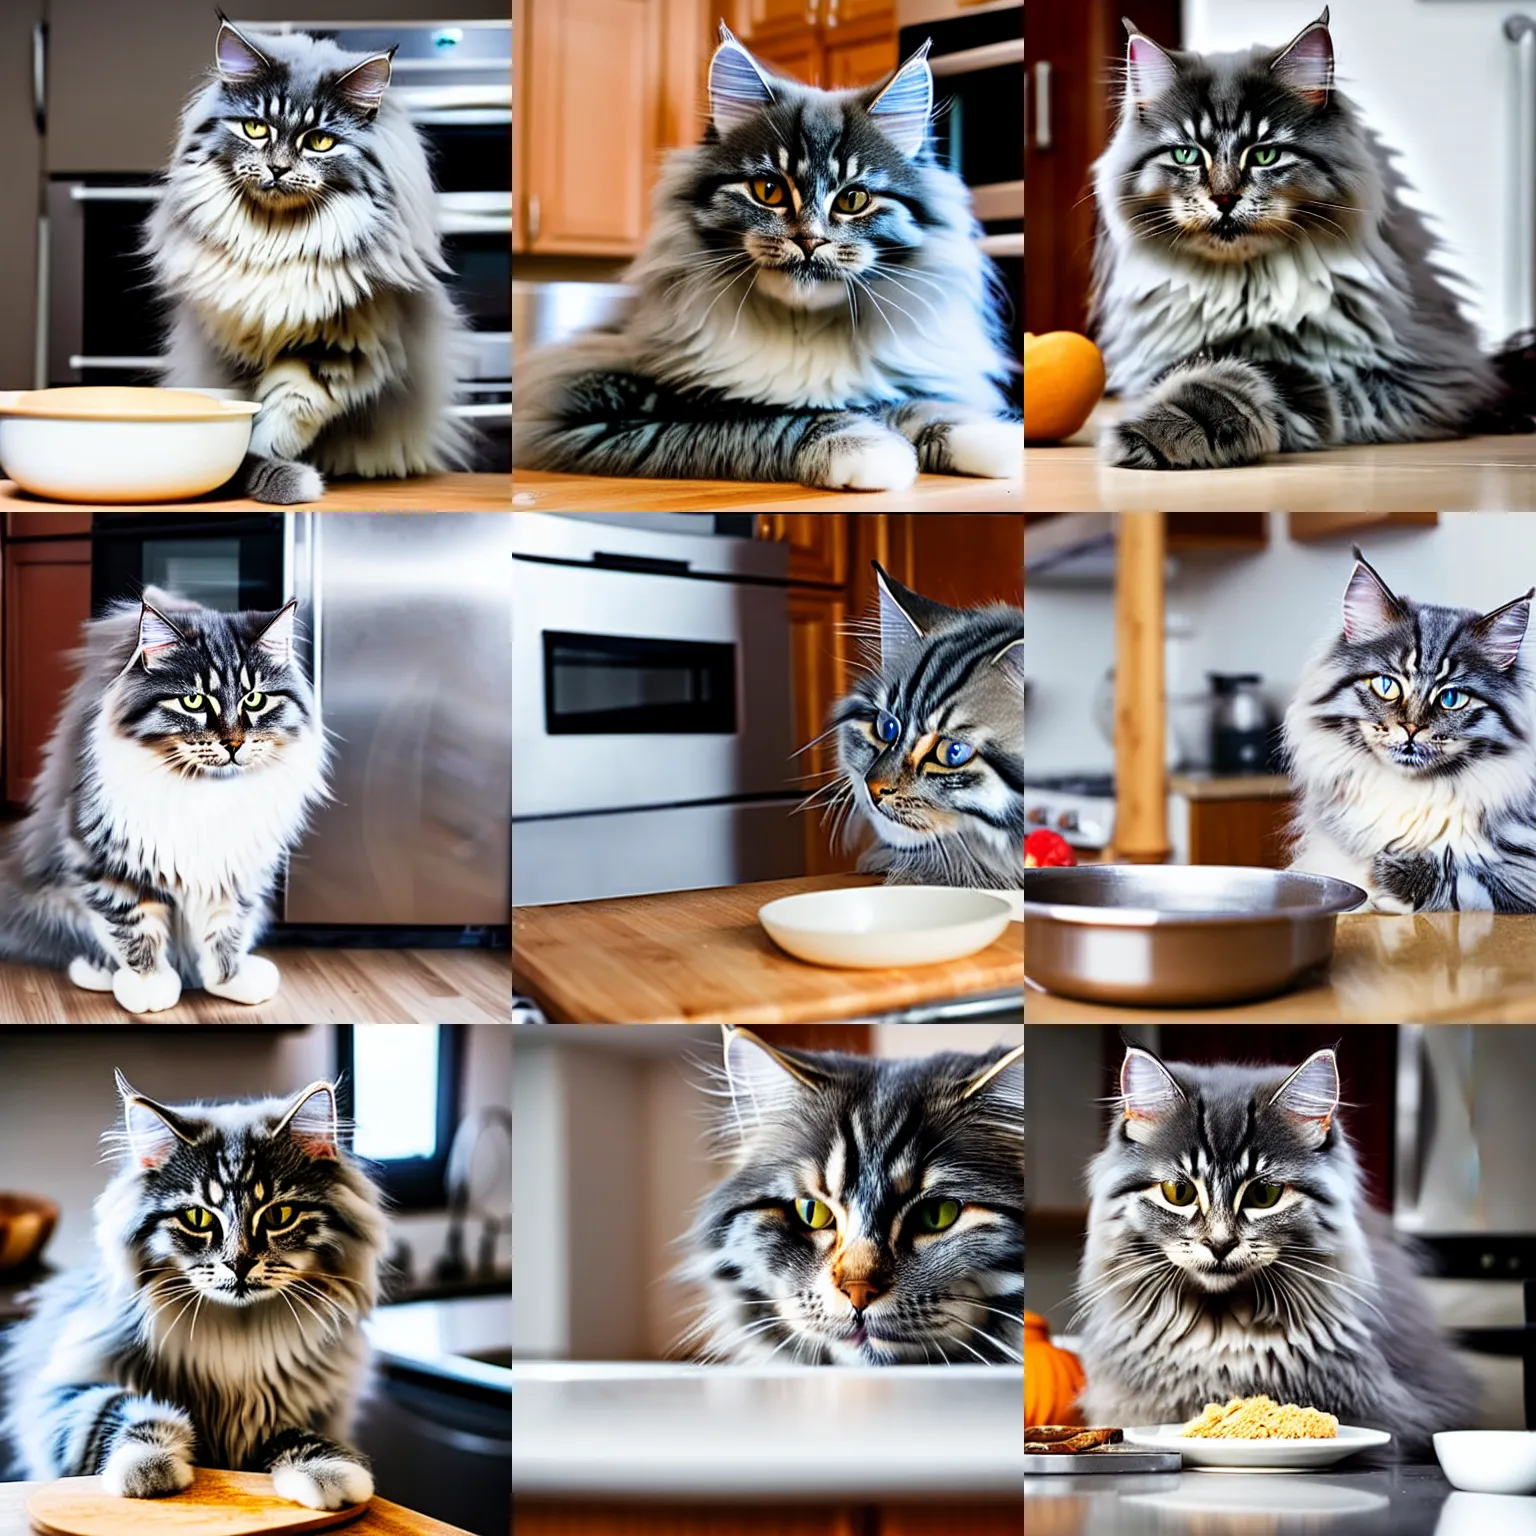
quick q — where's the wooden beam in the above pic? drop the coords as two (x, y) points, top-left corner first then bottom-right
(1113, 513), (1169, 864)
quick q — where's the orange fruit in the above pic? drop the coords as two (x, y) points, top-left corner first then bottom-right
(1024, 331), (1106, 443)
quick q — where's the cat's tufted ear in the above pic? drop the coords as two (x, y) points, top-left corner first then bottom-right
(253, 599), (298, 669)
(865, 42), (933, 158)
(992, 636), (1025, 690)
(962, 1044), (1023, 1102)
(215, 12), (270, 83)
(136, 602), (186, 672)
(709, 24), (776, 137)
(1269, 1049), (1339, 1146)
(720, 1026), (827, 1136)
(1123, 19), (1178, 111)
(874, 562), (957, 667)
(1271, 7), (1333, 108)
(334, 50), (396, 117)
(1120, 1046), (1184, 1142)
(1342, 547), (1405, 642)
(271, 1081), (341, 1160)
(1472, 588), (1535, 671)
(115, 1069), (201, 1169)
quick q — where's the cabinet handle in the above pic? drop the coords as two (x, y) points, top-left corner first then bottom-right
(1032, 60), (1052, 151)
(526, 192), (540, 243)
(32, 22), (46, 135)
(826, 0), (838, 26)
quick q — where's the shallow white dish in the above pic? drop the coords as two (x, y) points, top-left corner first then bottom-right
(0, 387), (261, 503)
(1434, 1431), (1536, 1495)
(1122, 1423), (1391, 1470)
(757, 885), (1013, 969)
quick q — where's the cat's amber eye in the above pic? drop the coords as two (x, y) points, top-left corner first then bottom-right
(180, 694), (205, 711)
(1368, 675), (1401, 701)
(303, 131), (336, 153)
(1160, 1179), (1198, 1207)
(241, 121), (270, 140)
(181, 1207), (215, 1231)
(795, 1197), (834, 1230)
(1438, 687), (1470, 711)
(1251, 146), (1280, 167)
(918, 1198), (961, 1233)
(264, 1204), (298, 1231)
(1242, 1182), (1285, 1211)
(835, 187), (871, 215)
(750, 176), (787, 208)
(1170, 145), (1200, 166)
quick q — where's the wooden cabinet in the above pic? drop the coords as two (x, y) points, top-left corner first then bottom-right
(733, 0), (895, 90)
(826, 34), (897, 89)
(0, 1), (42, 391)
(749, 0), (816, 30)
(513, 0), (528, 253)
(1183, 790), (1294, 870)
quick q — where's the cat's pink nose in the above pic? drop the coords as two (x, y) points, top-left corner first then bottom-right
(793, 236), (829, 259)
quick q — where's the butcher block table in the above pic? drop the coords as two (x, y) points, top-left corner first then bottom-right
(512, 875), (1024, 1024)
(0, 473), (508, 512)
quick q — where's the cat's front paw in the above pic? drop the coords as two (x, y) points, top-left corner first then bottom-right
(68, 956), (115, 992)
(272, 1458), (373, 1511)
(243, 455), (324, 505)
(813, 432), (918, 491)
(203, 955), (281, 1006)
(112, 966), (182, 1015)
(944, 421), (1023, 479)
(1100, 380), (1280, 470)
(102, 1441), (195, 1499)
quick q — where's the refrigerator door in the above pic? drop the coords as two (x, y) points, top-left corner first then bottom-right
(284, 513), (510, 926)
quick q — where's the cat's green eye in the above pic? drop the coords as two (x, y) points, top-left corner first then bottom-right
(795, 1197), (834, 1230)
(1368, 675), (1401, 701)
(1438, 687), (1470, 711)
(180, 694), (205, 711)
(1171, 145), (1201, 166)
(918, 1198), (962, 1233)
(182, 1207), (215, 1231)
(1251, 146), (1281, 167)
(835, 187), (871, 215)
(1243, 1181), (1285, 1210)
(243, 690), (266, 712)
(303, 131), (336, 153)
(241, 121), (270, 140)
(1160, 1179), (1198, 1207)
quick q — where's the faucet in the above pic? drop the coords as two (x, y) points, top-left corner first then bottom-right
(434, 1105), (512, 1285)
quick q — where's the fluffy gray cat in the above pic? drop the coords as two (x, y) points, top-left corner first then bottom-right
(1091, 8), (1508, 469)
(823, 563), (1023, 889)
(516, 25), (1018, 491)
(2, 1076), (383, 1508)
(1074, 1045), (1475, 1449)
(1285, 547), (1536, 911)
(147, 17), (471, 504)
(677, 1026), (1022, 1365)
(0, 588), (329, 1014)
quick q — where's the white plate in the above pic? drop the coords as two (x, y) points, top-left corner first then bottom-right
(757, 885), (1013, 969)
(1122, 1423), (1391, 1470)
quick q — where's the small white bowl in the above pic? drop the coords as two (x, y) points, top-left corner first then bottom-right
(758, 885), (1013, 969)
(0, 387), (261, 503)
(1434, 1431), (1536, 1495)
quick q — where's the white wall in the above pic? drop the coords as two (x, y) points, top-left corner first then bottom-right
(1184, 1), (1522, 342)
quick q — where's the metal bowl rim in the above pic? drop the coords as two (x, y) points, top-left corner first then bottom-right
(1022, 865), (1367, 926)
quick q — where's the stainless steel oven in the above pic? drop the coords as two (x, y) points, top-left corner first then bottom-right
(512, 514), (804, 907)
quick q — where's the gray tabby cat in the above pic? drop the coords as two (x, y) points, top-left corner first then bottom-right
(148, 17), (470, 504)
(678, 1026), (1022, 1365)
(826, 564), (1023, 888)
(0, 588), (328, 1014)
(1284, 548), (1536, 912)
(1091, 8), (1505, 470)
(516, 25), (1018, 491)
(2, 1076), (384, 1509)
(1075, 1046), (1475, 1449)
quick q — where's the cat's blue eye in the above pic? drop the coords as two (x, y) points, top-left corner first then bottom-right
(1438, 687), (1470, 711)
(1170, 145), (1201, 166)
(938, 740), (974, 768)
(874, 711), (900, 744)
(1368, 675), (1401, 701)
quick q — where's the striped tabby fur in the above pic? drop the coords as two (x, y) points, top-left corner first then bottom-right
(677, 1027), (1023, 1365)
(2, 1079), (384, 1509)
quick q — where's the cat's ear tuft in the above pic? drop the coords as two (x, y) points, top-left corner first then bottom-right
(115, 1069), (200, 1169)
(272, 1081), (340, 1160)
(962, 1044), (1023, 1102)
(1124, 23), (1178, 110)
(709, 26), (776, 137)
(865, 42), (933, 159)
(873, 562), (958, 666)
(1271, 8), (1333, 107)
(1120, 1046), (1184, 1141)
(1269, 1049), (1340, 1144)
(992, 636), (1025, 690)
(719, 1026), (823, 1135)
(1473, 589), (1535, 671)
(254, 599), (298, 669)
(335, 51), (395, 116)
(216, 15), (270, 83)
(137, 602), (185, 672)
(1342, 548), (1404, 642)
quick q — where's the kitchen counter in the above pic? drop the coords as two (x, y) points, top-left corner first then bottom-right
(1028, 911), (1536, 1023)
(1025, 1462), (1461, 1536)
(368, 1295), (511, 1395)
(0, 949), (509, 1024)
(1168, 773), (1292, 801)
(0, 473), (508, 512)
(512, 874), (1024, 1024)
(513, 469), (1021, 512)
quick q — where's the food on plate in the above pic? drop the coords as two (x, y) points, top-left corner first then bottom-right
(1026, 1426), (1124, 1454)
(1181, 1395), (1339, 1440)
(1024, 828), (1077, 868)
(1023, 331), (1107, 443)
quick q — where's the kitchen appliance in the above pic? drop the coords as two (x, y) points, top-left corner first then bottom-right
(1023, 772), (1116, 853)
(898, 0), (1022, 405)
(512, 513), (803, 906)
(39, 20), (510, 471)
(1209, 672), (1277, 774)
(85, 511), (285, 615)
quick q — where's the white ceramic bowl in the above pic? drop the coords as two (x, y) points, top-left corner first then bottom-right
(1123, 1423), (1391, 1470)
(0, 388), (261, 503)
(757, 885), (1013, 969)
(1434, 1431), (1536, 1495)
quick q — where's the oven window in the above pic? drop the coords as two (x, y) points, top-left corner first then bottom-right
(543, 631), (737, 735)
(932, 64), (1025, 192)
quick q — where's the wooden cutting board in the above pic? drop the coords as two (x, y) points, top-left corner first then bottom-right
(512, 874), (1025, 1024)
(26, 1470), (368, 1536)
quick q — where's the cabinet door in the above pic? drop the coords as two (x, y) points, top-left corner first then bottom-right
(513, 0), (528, 253)
(825, 0), (892, 31)
(824, 34), (897, 89)
(758, 514), (845, 586)
(748, 28), (822, 87)
(790, 589), (861, 878)
(747, 0), (819, 35)
(526, 0), (660, 254)
(0, 1), (42, 390)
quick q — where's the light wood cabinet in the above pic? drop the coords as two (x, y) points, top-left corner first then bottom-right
(749, 0), (817, 32)
(827, 0), (896, 29)
(513, 0), (528, 253)
(751, 30), (825, 85)
(735, 0), (895, 90)
(826, 34), (898, 89)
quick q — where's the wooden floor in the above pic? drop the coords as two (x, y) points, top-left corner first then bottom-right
(0, 948), (510, 1024)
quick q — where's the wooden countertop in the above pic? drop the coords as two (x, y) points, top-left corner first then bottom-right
(1026, 402), (1536, 512)
(513, 469), (1020, 512)
(1028, 911), (1536, 1023)
(1168, 773), (1293, 801)
(512, 874), (1024, 1024)
(0, 474), (508, 512)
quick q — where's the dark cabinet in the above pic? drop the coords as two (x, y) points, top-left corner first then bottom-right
(0, 1), (43, 391)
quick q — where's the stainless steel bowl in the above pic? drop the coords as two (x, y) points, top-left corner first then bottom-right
(1023, 865), (1367, 1007)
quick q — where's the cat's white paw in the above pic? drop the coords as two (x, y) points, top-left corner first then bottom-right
(112, 966), (182, 1015)
(945, 421), (1023, 479)
(68, 956), (115, 992)
(273, 1459), (373, 1511)
(203, 955), (281, 1006)
(102, 1441), (194, 1499)
(817, 434), (918, 491)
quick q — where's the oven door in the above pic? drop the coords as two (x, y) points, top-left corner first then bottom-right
(89, 512), (287, 616)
